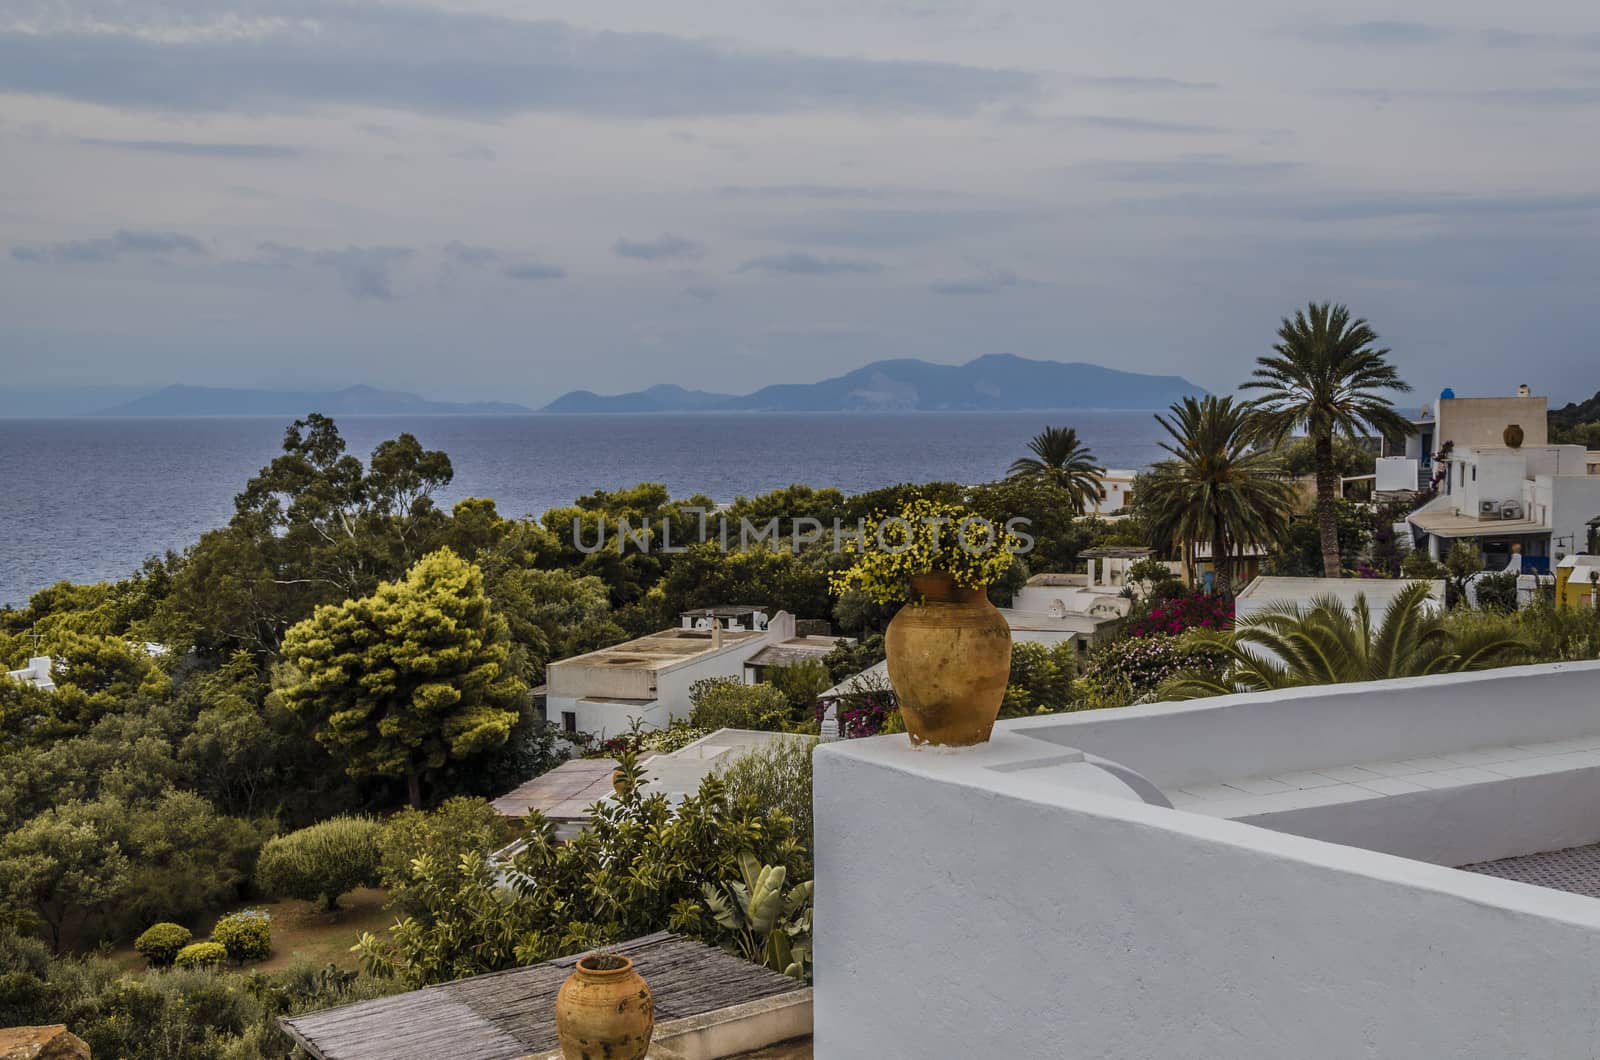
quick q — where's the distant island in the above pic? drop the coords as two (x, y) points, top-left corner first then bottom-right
(542, 354), (1207, 413)
(91, 384), (532, 417)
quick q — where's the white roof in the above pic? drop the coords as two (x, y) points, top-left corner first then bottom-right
(1235, 577), (1446, 614)
(818, 659), (890, 702)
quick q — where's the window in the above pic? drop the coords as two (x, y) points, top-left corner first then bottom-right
(561, 711), (577, 734)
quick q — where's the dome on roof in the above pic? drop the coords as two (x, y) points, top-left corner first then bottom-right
(1440, 387), (1456, 399)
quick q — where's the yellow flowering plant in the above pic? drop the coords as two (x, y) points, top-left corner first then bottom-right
(830, 498), (1024, 605)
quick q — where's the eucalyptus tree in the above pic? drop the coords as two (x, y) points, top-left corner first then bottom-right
(1160, 581), (1526, 699)
(1245, 303), (1412, 578)
(1138, 395), (1296, 599)
(1006, 426), (1106, 515)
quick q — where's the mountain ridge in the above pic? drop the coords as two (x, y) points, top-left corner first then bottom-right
(541, 354), (1207, 413)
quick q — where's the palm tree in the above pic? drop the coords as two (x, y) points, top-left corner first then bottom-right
(1139, 395), (1296, 600)
(1160, 581), (1527, 699)
(1007, 426), (1106, 514)
(1245, 302), (1413, 578)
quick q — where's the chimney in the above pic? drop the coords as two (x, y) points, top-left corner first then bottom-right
(1517, 384), (1531, 397)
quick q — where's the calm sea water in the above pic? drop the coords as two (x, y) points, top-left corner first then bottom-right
(0, 411), (1168, 607)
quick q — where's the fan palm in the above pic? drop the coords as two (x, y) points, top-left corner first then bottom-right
(1161, 581), (1527, 699)
(1245, 302), (1413, 578)
(1139, 395), (1296, 600)
(1007, 426), (1106, 514)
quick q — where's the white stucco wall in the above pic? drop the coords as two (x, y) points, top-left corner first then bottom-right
(1002, 661), (1600, 789)
(814, 692), (1600, 1059)
(1374, 456), (1417, 491)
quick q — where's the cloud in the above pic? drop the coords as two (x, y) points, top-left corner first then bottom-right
(1077, 155), (1301, 184)
(257, 242), (412, 299)
(751, 206), (1031, 249)
(1122, 187), (1600, 224)
(1284, 21), (1599, 51)
(1073, 114), (1221, 134)
(717, 184), (957, 201)
(501, 262), (566, 281)
(11, 229), (207, 263)
(0, 4), (1036, 118)
(613, 234), (705, 261)
(736, 252), (884, 276)
(1078, 76), (1218, 92)
(1289, 20), (1452, 47)
(443, 242), (564, 280)
(443, 242), (503, 267)
(76, 138), (303, 159)
(930, 267), (1019, 296)
(1479, 29), (1600, 51)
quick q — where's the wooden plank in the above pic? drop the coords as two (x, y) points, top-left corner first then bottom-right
(283, 933), (803, 1060)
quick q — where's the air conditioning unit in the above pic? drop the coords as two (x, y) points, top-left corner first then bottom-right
(1501, 500), (1524, 520)
(1479, 500), (1501, 520)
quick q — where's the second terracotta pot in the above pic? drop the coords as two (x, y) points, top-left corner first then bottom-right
(885, 572), (1012, 746)
(555, 953), (654, 1060)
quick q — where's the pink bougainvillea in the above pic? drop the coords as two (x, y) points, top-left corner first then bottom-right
(1124, 591), (1233, 638)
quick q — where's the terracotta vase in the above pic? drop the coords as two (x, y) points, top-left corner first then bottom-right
(885, 572), (1012, 746)
(1504, 423), (1524, 449)
(555, 954), (654, 1060)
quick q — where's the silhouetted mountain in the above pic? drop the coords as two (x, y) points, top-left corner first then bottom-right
(542, 383), (737, 413)
(92, 384), (531, 417)
(1551, 390), (1600, 427)
(541, 354), (1205, 413)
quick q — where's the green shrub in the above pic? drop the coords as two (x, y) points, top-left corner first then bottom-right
(1401, 548), (1444, 580)
(210, 909), (271, 963)
(718, 738), (816, 854)
(173, 941), (228, 970)
(687, 678), (789, 732)
(765, 660), (833, 722)
(378, 799), (510, 918)
(134, 922), (193, 967)
(256, 816), (382, 911)
(1000, 641), (1078, 717)
(1475, 571), (1519, 613)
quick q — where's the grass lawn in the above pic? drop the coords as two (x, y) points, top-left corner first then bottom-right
(112, 888), (398, 974)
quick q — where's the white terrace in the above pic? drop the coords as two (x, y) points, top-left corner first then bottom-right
(816, 660), (1600, 1059)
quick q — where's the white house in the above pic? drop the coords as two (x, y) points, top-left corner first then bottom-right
(4, 656), (55, 691)
(1407, 440), (1600, 572)
(1390, 384), (1553, 487)
(1085, 468), (1138, 515)
(544, 608), (824, 738)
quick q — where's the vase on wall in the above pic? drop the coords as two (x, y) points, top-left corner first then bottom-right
(884, 571), (1012, 746)
(555, 954), (655, 1060)
(1504, 423), (1524, 448)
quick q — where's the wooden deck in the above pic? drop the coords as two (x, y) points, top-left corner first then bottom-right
(281, 932), (805, 1060)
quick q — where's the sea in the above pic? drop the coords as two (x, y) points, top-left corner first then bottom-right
(0, 411), (1169, 607)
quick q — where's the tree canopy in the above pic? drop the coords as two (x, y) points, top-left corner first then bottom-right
(278, 547), (526, 808)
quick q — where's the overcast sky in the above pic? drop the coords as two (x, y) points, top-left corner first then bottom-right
(2, 0), (1596, 406)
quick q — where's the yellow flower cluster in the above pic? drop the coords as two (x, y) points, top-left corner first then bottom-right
(830, 498), (1023, 604)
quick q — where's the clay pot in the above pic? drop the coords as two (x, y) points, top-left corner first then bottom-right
(885, 572), (1012, 746)
(1504, 423), (1524, 448)
(555, 953), (654, 1060)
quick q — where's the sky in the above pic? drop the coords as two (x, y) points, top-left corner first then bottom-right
(1, 0), (1597, 407)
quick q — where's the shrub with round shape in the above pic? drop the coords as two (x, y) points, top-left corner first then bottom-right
(211, 909), (272, 963)
(134, 922), (193, 967)
(173, 941), (229, 970)
(257, 815), (383, 911)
